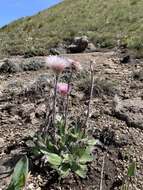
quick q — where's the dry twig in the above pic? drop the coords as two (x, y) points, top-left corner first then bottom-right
(100, 153), (106, 190)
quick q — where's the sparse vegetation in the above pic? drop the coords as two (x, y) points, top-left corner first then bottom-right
(0, 52), (142, 189)
(0, 0), (143, 57)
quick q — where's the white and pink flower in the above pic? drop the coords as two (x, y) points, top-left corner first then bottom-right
(45, 56), (68, 74)
(45, 56), (82, 74)
(57, 83), (71, 96)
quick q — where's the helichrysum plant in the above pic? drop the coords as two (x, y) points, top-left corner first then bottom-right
(30, 56), (96, 178)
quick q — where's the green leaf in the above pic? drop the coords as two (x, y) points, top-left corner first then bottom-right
(7, 156), (29, 190)
(127, 161), (136, 177)
(43, 152), (62, 166)
(87, 138), (97, 152)
(46, 141), (57, 152)
(31, 147), (41, 156)
(57, 120), (65, 136)
(62, 153), (70, 162)
(59, 163), (70, 178)
(79, 148), (93, 164)
(71, 162), (88, 178)
(87, 139), (97, 146)
(75, 164), (88, 178)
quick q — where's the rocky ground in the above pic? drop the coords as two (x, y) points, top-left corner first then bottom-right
(0, 51), (143, 190)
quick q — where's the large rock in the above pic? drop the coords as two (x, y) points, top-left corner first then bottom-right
(67, 36), (89, 53)
(21, 59), (45, 71)
(49, 43), (67, 55)
(85, 42), (97, 53)
(116, 46), (131, 64)
(0, 59), (22, 73)
(120, 54), (131, 64)
(113, 97), (143, 129)
(0, 57), (46, 74)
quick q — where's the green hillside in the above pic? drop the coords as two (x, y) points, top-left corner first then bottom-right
(0, 0), (143, 57)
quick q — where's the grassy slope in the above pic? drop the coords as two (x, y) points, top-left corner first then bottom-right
(0, 0), (143, 57)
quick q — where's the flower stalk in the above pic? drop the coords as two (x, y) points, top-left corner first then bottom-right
(84, 61), (94, 130)
(64, 69), (73, 128)
(53, 74), (59, 125)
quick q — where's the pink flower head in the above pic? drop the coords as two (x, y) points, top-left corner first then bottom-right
(45, 56), (68, 74)
(67, 58), (82, 71)
(57, 83), (71, 96)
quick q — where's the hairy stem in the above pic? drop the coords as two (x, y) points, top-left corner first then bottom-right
(43, 95), (51, 133)
(53, 74), (59, 125)
(64, 70), (73, 128)
(84, 61), (94, 128)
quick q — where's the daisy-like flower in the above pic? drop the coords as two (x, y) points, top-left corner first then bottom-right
(45, 56), (68, 74)
(57, 83), (71, 96)
(67, 58), (82, 71)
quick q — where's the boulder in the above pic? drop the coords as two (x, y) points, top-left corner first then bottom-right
(85, 42), (97, 52)
(120, 54), (130, 64)
(0, 59), (22, 73)
(49, 43), (67, 55)
(67, 36), (89, 53)
(117, 46), (131, 64)
(113, 97), (143, 129)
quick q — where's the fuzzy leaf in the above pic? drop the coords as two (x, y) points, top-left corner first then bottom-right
(79, 149), (93, 163)
(87, 139), (97, 146)
(43, 152), (62, 166)
(87, 138), (97, 152)
(62, 154), (70, 162)
(71, 162), (88, 178)
(59, 163), (70, 178)
(7, 156), (29, 190)
(75, 164), (88, 178)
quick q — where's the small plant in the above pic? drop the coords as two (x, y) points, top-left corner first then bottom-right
(121, 161), (136, 190)
(29, 56), (96, 179)
(32, 120), (96, 178)
(6, 156), (29, 190)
